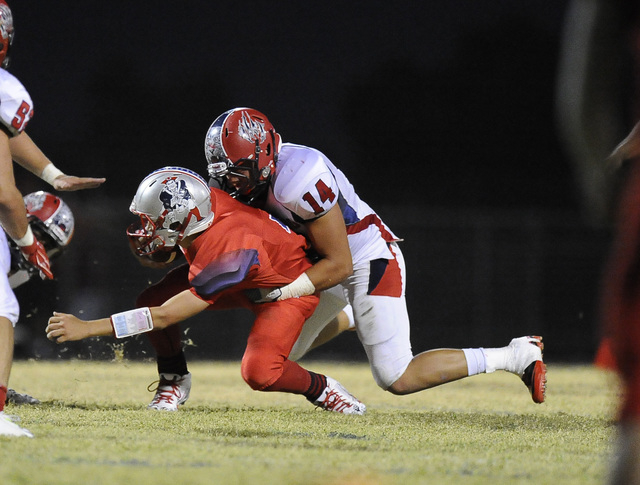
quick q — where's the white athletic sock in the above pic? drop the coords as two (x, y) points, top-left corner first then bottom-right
(481, 346), (508, 373)
(462, 348), (487, 376)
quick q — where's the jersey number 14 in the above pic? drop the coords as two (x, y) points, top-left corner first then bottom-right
(302, 179), (336, 215)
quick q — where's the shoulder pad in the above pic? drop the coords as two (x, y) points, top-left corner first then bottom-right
(0, 70), (33, 136)
(273, 144), (339, 220)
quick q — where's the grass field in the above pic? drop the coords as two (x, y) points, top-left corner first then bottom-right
(1, 359), (619, 485)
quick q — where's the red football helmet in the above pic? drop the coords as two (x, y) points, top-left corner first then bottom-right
(24, 191), (75, 255)
(0, 0), (13, 69)
(9, 191), (74, 288)
(204, 108), (281, 200)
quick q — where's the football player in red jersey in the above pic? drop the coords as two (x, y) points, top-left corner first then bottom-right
(46, 167), (366, 415)
(137, 108), (547, 411)
(0, 0), (105, 437)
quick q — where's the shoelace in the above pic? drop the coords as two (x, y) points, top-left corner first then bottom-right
(147, 379), (182, 404)
(320, 389), (354, 413)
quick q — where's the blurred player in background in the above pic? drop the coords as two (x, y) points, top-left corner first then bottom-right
(0, 0), (105, 437)
(47, 167), (367, 415)
(556, 0), (640, 482)
(601, 121), (640, 484)
(136, 107), (547, 411)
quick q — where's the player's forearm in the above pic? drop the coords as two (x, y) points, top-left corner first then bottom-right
(304, 257), (353, 292)
(0, 185), (29, 241)
(85, 318), (114, 337)
(8, 132), (63, 183)
(303, 204), (353, 291)
(9, 132), (51, 173)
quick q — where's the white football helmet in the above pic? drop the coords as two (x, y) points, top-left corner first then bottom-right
(127, 166), (214, 256)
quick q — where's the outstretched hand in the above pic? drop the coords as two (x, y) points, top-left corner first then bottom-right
(46, 312), (89, 343)
(52, 175), (106, 191)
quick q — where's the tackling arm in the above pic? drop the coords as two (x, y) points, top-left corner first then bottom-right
(9, 132), (106, 190)
(254, 205), (353, 302)
(45, 289), (210, 343)
(302, 204), (353, 291)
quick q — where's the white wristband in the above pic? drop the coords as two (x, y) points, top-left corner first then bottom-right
(41, 163), (64, 185)
(278, 273), (316, 300)
(12, 225), (34, 247)
(110, 307), (154, 338)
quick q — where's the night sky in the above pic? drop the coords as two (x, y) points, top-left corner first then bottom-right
(9, 1), (575, 210)
(7, 1), (625, 361)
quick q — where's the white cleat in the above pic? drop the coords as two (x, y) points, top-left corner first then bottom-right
(312, 376), (366, 415)
(0, 411), (33, 438)
(506, 336), (547, 403)
(147, 372), (192, 411)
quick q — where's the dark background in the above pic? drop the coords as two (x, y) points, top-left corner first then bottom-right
(6, 1), (624, 364)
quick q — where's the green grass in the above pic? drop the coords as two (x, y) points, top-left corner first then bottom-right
(2, 360), (619, 485)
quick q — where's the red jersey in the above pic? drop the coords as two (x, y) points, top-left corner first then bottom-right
(185, 188), (313, 305)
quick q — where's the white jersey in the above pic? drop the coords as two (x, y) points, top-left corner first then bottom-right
(266, 143), (400, 265)
(0, 69), (31, 326)
(0, 68), (34, 137)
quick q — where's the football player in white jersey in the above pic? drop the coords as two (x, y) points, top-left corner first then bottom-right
(137, 107), (546, 411)
(0, 0), (105, 437)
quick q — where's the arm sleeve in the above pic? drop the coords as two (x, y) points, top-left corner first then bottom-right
(190, 248), (260, 300)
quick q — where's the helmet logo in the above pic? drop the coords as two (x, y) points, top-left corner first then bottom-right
(0, 4), (12, 40)
(25, 193), (46, 213)
(158, 176), (202, 229)
(237, 111), (266, 145)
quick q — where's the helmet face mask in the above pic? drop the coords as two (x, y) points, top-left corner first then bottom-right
(127, 167), (214, 257)
(127, 214), (177, 256)
(204, 108), (281, 201)
(0, 0), (14, 69)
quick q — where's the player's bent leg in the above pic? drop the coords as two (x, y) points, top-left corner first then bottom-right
(0, 317), (15, 387)
(138, 264), (192, 409)
(137, 263), (191, 360)
(288, 287), (350, 361)
(386, 349), (469, 395)
(308, 307), (355, 353)
(243, 299), (366, 415)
